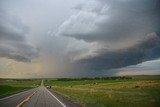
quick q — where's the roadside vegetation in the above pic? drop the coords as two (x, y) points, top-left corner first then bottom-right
(45, 75), (160, 107)
(0, 79), (40, 98)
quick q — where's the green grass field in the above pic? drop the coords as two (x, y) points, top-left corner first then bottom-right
(0, 79), (40, 98)
(45, 75), (160, 107)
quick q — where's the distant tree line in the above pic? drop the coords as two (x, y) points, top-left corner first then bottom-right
(55, 76), (132, 81)
(0, 78), (39, 81)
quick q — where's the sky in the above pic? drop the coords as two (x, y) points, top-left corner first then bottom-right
(0, 0), (160, 78)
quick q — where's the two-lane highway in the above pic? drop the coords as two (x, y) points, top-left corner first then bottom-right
(0, 80), (81, 107)
(0, 88), (37, 107)
(22, 86), (65, 107)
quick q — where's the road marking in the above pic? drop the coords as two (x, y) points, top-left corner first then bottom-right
(0, 88), (36, 101)
(16, 91), (36, 107)
(45, 88), (66, 107)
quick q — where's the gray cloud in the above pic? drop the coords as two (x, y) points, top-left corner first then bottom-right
(58, 0), (160, 42)
(57, 0), (160, 72)
(0, 10), (38, 62)
(75, 32), (160, 71)
(0, 0), (160, 78)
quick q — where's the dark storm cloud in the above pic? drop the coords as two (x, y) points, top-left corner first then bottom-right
(58, 0), (160, 42)
(57, 0), (160, 72)
(0, 11), (38, 62)
(76, 32), (160, 71)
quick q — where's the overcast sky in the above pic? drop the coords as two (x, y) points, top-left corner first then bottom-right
(0, 0), (160, 78)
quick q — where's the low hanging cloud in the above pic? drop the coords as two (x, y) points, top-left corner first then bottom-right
(57, 0), (160, 71)
(75, 32), (160, 71)
(0, 11), (38, 62)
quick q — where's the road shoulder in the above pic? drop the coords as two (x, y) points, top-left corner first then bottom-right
(49, 89), (82, 107)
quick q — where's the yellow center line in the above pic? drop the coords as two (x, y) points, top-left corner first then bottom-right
(16, 91), (36, 107)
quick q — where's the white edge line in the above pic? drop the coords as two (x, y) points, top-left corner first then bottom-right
(45, 87), (66, 107)
(0, 88), (36, 101)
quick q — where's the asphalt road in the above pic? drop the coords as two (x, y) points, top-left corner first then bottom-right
(0, 80), (81, 107)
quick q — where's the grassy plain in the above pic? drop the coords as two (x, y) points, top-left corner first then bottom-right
(0, 79), (40, 98)
(45, 75), (160, 107)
